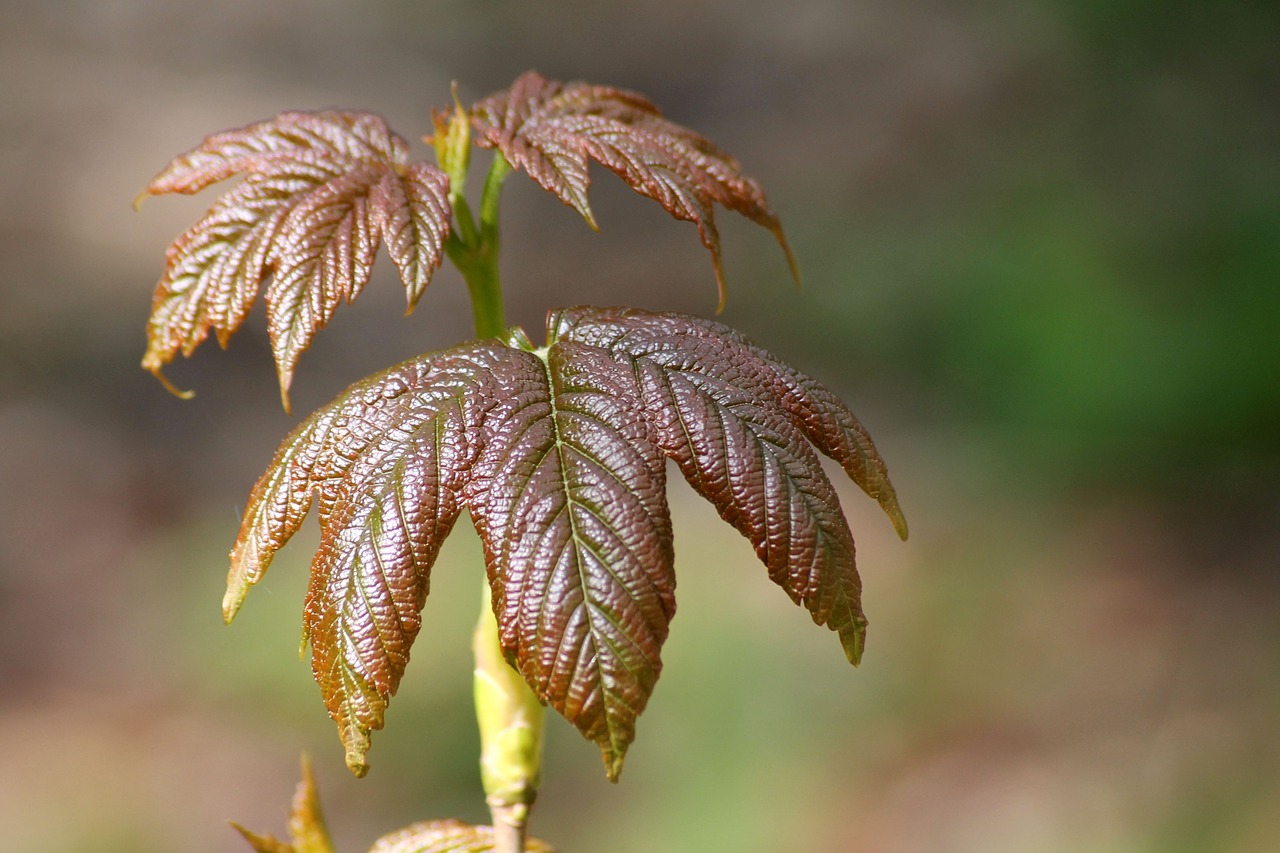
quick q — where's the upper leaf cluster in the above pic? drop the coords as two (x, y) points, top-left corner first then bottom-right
(469, 71), (798, 308)
(139, 72), (795, 406)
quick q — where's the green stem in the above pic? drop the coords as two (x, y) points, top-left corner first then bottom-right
(447, 151), (543, 853)
(473, 590), (544, 852)
(446, 154), (512, 340)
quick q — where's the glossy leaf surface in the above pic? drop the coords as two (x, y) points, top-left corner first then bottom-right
(139, 111), (451, 407)
(227, 307), (905, 779)
(470, 71), (798, 307)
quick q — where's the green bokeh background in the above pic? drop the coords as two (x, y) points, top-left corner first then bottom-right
(2, 1), (1276, 851)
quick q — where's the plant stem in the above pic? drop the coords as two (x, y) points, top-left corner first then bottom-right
(473, 590), (543, 853)
(446, 157), (511, 341)
(448, 152), (543, 853)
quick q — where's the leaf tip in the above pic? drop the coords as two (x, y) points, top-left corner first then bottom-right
(773, 223), (802, 288)
(145, 362), (196, 400)
(343, 727), (372, 778)
(229, 821), (289, 853)
(892, 509), (909, 541)
(712, 255), (728, 314)
(224, 545), (258, 623)
(344, 753), (370, 779)
(841, 614), (869, 667)
(222, 586), (246, 624)
(602, 745), (627, 783)
(878, 489), (909, 541)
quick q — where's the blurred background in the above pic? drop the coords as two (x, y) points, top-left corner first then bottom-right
(2, 1), (1277, 850)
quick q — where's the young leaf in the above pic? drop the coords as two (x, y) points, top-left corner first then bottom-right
(231, 754), (335, 853)
(549, 307), (909, 664)
(373, 163), (453, 308)
(367, 820), (557, 853)
(470, 71), (798, 309)
(548, 306), (909, 541)
(227, 307), (904, 779)
(462, 344), (675, 781)
(225, 342), (512, 775)
(139, 111), (452, 407)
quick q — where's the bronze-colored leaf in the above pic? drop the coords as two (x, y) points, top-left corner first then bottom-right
(228, 308), (903, 777)
(367, 820), (557, 853)
(227, 342), (509, 774)
(140, 111), (407, 199)
(143, 156), (345, 397)
(461, 344), (674, 780)
(549, 306), (909, 541)
(265, 164), (386, 405)
(549, 307), (907, 664)
(372, 163), (453, 309)
(139, 111), (451, 405)
(470, 71), (798, 308)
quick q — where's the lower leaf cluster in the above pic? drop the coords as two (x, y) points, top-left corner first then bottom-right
(225, 306), (906, 779)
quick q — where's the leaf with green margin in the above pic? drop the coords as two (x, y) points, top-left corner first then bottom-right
(226, 342), (510, 775)
(549, 307), (906, 664)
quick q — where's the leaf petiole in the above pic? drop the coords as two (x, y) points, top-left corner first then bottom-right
(446, 154), (512, 341)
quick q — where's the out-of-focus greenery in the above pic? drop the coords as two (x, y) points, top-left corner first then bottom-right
(1, 1), (1276, 851)
(746, 0), (1279, 499)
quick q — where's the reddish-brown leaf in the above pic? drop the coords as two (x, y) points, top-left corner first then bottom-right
(140, 111), (407, 199)
(142, 156), (345, 395)
(265, 164), (385, 406)
(550, 307), (907, 664)
(372, 163), (453, 309)
(227, 308), (904, 777)
(226, 343), (509, 775)
(470, 71), (798, 308)
(139, 111), (451, 404)
(461, 344), (675, 780)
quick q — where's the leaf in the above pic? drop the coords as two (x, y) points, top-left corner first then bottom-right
(549, 306), (909, 541)
(470, 71), (798, 309)
(139, 111), (451, 406)
(367, 820), (557, 853)
(549, 307), (908, 664)
(232, 754), (335, 853)
(265, 164), (386, 404)
(372, 163), (453, 308)
(461, 344), (675, 780)
(228, 307), (904, 778)
(226, 341), (511, 775)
